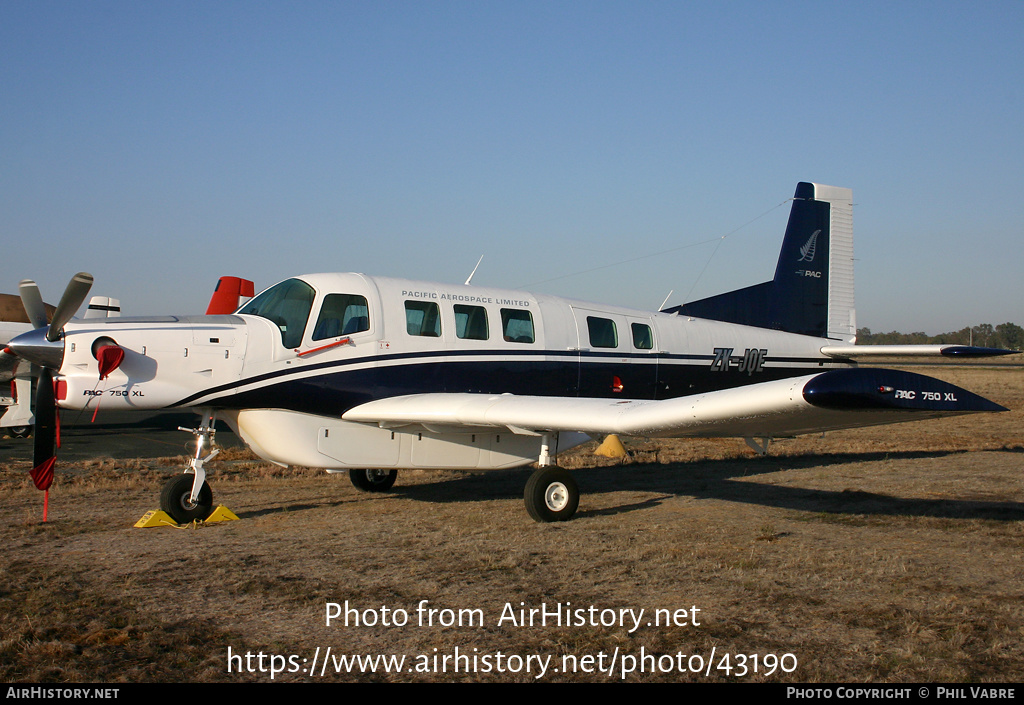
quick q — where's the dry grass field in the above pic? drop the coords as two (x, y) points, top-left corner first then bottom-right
(2, 365), (1022, 683)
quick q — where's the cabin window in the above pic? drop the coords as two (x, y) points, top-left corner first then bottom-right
(631, 323), (654, 350)
(405, 301), (441, 337)
(500, 308), (534, 343)
(454, 305), (488, 340)
(238, 278), (315, 349)
(587, 316), (618, 348)
(313, 294), (369, 341)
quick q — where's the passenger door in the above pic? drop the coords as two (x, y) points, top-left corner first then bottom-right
(570, 308), (657, 399)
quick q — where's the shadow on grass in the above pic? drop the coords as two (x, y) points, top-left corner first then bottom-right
(365, 447), (1024, 522)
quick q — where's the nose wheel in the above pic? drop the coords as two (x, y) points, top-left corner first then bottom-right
(158, 410), (219, 523)
(160, 473), (214, 524)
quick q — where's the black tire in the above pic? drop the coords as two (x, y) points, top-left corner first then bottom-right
(524, 466), (579, 522)
(160, 474), (214, 523)
(349, 468), (398, 492)
(8, 425), (32, 439)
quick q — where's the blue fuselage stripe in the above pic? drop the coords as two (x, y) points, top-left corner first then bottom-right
(172, 348), (831, 413)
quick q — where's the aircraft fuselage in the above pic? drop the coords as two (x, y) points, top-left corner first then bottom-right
(55, 272), (847, 415)
(46, 273), (850, 471)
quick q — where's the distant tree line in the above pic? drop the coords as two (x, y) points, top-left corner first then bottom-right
(857, 322), (1023, 351)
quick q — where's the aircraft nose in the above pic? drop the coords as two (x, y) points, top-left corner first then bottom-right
(7, 326), (65, 370)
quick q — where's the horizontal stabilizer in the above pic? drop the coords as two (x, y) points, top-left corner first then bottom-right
(344, 368), (1005, 440)
(821, 344), (1020, 358)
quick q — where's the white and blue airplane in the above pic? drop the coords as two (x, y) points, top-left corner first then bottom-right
(6, 183), (1015, 523)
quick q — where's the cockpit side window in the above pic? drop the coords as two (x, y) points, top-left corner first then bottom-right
(238, 278), (315, 349)
(313, 294), (370, 340)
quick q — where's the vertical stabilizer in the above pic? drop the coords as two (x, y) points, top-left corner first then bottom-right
(84, 296), (121, 319)
(664, 182), (856, 341)
(207, 276), (256, 315)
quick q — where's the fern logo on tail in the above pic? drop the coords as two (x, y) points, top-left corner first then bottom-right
(798, 229), (821, 262)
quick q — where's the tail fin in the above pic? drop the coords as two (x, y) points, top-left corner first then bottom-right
(206, 276), (256, 315)
(663, 182), (855, 341)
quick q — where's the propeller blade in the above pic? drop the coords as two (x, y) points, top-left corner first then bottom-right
(33, 368), (57, 472)
(18, 279), (48, 329)
(46, 272), (94, 342)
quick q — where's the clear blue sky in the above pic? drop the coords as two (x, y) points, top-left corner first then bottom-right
(2, 1), (1021, 334)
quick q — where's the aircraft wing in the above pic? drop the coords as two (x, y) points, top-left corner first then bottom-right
(343, 368), (1006, 439)
(0, 322), (30, 383)
(0, 348), (20, 384)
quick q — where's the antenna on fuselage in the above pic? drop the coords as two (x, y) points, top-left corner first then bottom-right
(658, 289), (674, 311)
(464, 255), (484, 286)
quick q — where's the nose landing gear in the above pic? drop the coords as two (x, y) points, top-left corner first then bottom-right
(159, 410), (219, 524)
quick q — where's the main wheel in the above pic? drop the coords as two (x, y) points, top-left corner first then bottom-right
(349, 468), (398, 492)
(524, 466), (579, 522)
(160, 474), (214, 524)
(8, 425), (32, 439)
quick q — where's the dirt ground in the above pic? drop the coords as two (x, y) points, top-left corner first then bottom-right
(2, 365), (1022, 683)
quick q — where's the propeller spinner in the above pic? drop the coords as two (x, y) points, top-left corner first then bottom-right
(7, 273), (94, 370)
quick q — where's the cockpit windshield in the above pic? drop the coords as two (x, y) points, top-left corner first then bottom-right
(237, 278), (315, 348)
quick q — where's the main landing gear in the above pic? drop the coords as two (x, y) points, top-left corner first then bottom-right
(349, 468), (398, 492)
(160, 410), (218, 524)
(343, 433), (581, 522)
(523, 433), (579, 523)
(524, 465), (579, 522)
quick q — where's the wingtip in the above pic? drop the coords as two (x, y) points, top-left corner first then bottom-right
(803, 368), (1009, 414)
(940, 346), (1021, 358)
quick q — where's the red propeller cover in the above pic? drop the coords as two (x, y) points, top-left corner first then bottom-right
(30, 456), (55, 491)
